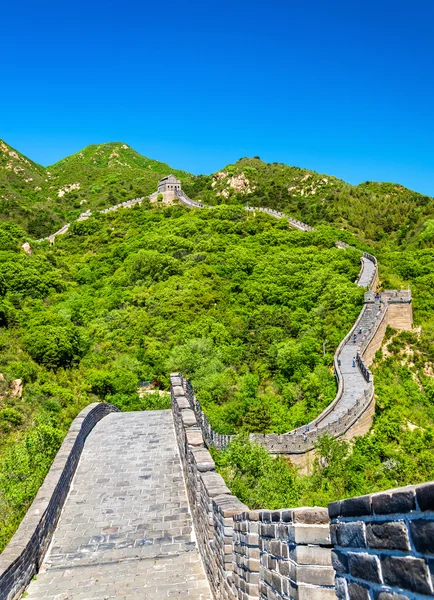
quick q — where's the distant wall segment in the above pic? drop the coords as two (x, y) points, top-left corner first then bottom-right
(0, 402), (119, 600)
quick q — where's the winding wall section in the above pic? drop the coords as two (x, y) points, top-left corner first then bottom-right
(171, 195), (413, 459)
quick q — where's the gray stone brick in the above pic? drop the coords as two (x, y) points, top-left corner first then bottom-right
(348, 581), (370, 600)
(374, 592), (410, 600)
(372, 490), (415, 515)
(331, 550), (348, 574)
(366, 521), (409, 551)
(348, 551), (382, 583)
(381, 555), (431, 595)
(341, 495), (371, 518)
(408, 519), (434, 554)
(415, 482), (434, 511)
(336, 521), (366, 548)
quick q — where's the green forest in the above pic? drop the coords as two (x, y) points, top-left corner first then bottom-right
(1, 139), (434, 551)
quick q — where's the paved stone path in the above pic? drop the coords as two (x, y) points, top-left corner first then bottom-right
(357, 256), (376, 288)
(24, 411), (211, 599)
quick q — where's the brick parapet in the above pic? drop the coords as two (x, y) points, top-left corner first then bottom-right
(0, 402), (120, 600)
(328, 482), (434, 599)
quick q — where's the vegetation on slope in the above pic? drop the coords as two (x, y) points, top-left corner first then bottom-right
(0, 203), (362, 549)
(2, 139), (434, 546)
(0, 139), (191, 237)
(184, 158), (434, 243)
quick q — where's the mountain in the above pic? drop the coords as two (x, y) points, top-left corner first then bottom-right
(47, 142), (192, 217)
(0, 140), (58, 236)
(183, 157), (434, 243)
(0, 140), (192, 237)
(2, 139), (433, 244)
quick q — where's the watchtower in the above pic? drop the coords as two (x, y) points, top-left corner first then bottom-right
(157, 175), (181, 193)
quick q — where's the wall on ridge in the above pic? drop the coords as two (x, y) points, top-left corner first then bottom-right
(0, 402), (119, 600)
(171, 373), (336, 600)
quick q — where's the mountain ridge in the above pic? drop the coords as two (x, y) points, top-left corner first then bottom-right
(1, 138), (433, 245)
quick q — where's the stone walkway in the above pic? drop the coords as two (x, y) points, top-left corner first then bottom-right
(24, 411), (211, 599)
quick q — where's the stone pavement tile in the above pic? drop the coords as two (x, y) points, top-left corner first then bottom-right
(24, 411), (211, 599)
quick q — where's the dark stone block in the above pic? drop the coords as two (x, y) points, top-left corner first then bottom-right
(348, 581), (370, 600)
(366, 521), (410, 551)
(348, 551), (381, 583)
(372, 490), (415, 515)
(416, 482), (434, 512)
(278, 560), (289, 577)
(331, 550), (349, 574)
(328, 500), (342, 520)
(336, 522), (366, 548)
(281, 510), (293, 523)
(341, 495), (371, 517)
(272, 571), (283, 593)
(381, 555), (431, 595)
(409, 519), (434, 554)
(272, 510), (281, 522)
(331, 523), (338, 545)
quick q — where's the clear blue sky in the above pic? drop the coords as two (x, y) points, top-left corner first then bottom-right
(2, 0), (434, 195)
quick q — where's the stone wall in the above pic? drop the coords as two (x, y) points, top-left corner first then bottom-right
(171, 373), (337, 600)
(0, 402), (119, 600)
(173, 374), (434, 600)
(329, 482), (434, 599)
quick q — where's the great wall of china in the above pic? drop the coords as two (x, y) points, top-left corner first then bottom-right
(2, 182), (432, 600)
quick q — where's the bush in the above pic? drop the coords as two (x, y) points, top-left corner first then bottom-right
(0, 408), (24, 432)
(24, 324), (86, 370)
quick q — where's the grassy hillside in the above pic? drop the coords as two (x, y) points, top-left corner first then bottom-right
(0, 140), (59, 236)
(47, 142), (192, 220)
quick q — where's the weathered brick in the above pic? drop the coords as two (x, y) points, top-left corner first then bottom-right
(374, 592), (410, 600)
(348, 551), (382, 583)
(381, 555), (431, 594)
(341, 495), (371, 517)
(294, 545), (332, 566)
(415, 482), (434, 512)
(348, 581), (370, 600)
(328, 501), (342, 520)
(288, 524), (331, 545)
(331, 550), (348, 574)
(292, 507), (329, 524)
(335, 576), (348, 600)
(366, 521), (410, 551)
(372, 489), (415, 515)
(408, 519), (434, 554)
(336, 521), (366, 548)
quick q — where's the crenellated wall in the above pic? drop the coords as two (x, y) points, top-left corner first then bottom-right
(171, 373), (337, 600)
(172, 374), (434, 600)
(0, 402), (119, 600)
